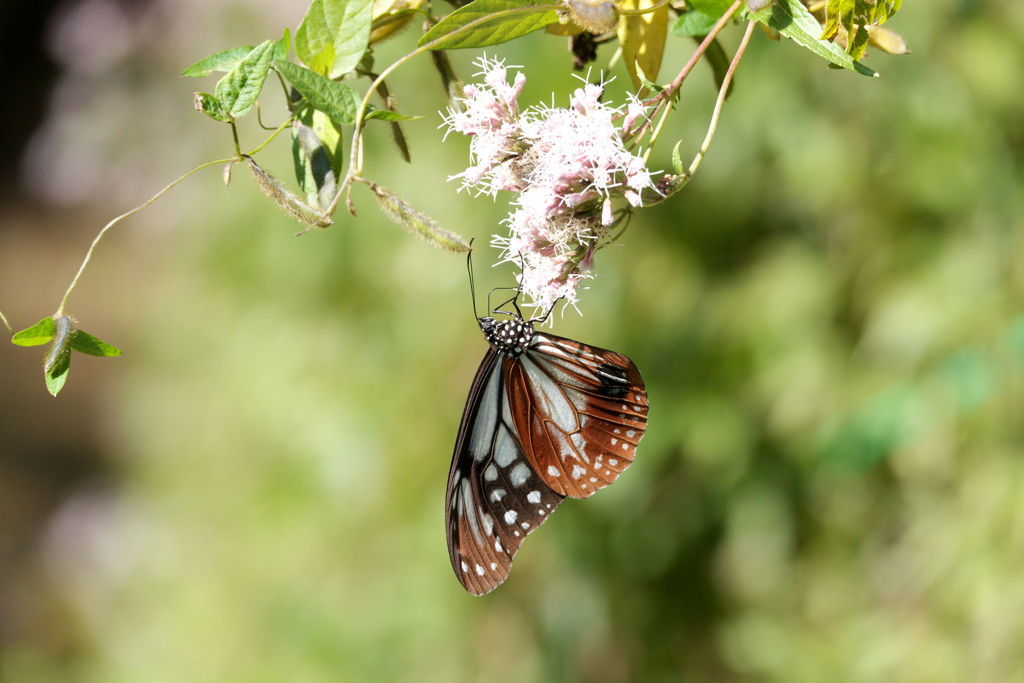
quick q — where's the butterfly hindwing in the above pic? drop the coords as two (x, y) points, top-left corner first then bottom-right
(505, 332), (648, 499)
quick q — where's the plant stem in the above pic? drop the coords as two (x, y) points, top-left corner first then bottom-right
(56, 120), (293, 315)
(686, 19), (755, 178)
(0, 309), (12, 335)
(636, 0), (744, 156)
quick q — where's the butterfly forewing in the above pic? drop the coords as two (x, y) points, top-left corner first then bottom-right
(446, 348), (566, 595)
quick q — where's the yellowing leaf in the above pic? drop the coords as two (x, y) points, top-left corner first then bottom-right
(618, 0), (668, 92)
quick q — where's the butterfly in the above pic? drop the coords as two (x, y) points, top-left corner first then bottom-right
(446, 270), (648, 595)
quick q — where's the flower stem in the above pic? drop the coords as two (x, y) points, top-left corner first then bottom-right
(686, 20), (755, 178)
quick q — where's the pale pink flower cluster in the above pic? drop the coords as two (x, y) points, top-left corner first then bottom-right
(445, 57), (656, 311)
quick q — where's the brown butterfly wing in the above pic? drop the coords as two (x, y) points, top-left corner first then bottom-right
(504, 333), (648, 499)
(446, 347), (565, 595)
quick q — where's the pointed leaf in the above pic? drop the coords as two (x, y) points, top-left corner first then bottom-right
(194, 92), (230, 122)
(743, 0), (877, 77)
(181, 46), (255, 77)
(419, 0), (559, 50)
(275, 60), (359, 125)
(364, 108), (420, 122)
(215, 40), (276, 118)
(45, 351), (70, 396)
(69, 330), (122, 357)
(295, 0), (375, 78)
(275, 28), (292, 61)
(12, 317), (56, 346)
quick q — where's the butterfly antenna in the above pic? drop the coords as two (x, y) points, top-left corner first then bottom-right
(467, 238), (480, 320)
(534, 297), (562, 324)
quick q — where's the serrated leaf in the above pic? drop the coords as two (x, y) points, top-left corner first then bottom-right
(618, 0), (669, 92)
(45, 351), (70, 396)
(275, 60), (359, 125)
(364, 108), (420, 122)
(194, 92), (230, 122)
(275, 28), (291, 61)
(295, 0), (375, 78)
(419, 0), (559, 50)
(69, 330), (122, 357)
(214, 40), (276, 118)
(11, 317), (56, 346)
(671, 9), (720, 37)
(743, 0), (876, 77)
(181, 46), (255, 77)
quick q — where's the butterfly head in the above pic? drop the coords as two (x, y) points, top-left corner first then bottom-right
(479, 316), (534, 356)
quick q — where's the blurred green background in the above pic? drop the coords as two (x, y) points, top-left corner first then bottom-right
(1, 1), (1023, 681)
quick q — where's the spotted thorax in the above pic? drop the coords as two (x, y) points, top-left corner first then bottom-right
(444, 57), (658, 312)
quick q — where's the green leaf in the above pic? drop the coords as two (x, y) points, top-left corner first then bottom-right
(292, 112), (342, 211)
(12, 317), (55, 346)
(743, 0), (877, 77)
(364, 108), (420, 122)
(671, 140), (683, 175)
(194, 92), (230, 122)
(214, 40), (276, 118)
(686, 0), (734, 17)
(295, 0), (375, 79)
(69, 330), (122, 357)
(419, 0), (559, 50)
(275, 28), (291, 62)
(181, 46), (255, 77)
(45, 351), (70, 397)
(671, 9), (720, 37)
(275, 60), (359, 126)
(309, 43), (337, 76)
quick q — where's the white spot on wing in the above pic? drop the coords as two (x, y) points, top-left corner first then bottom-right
(527, 491), (541, 504)
(484, 464), (498, 482)
(504, 510), (518, 524)
(510, 462), (531, 487)
(476, 564), (485, 576)
(494, 427), (518, 467)
(547, 465), (560, 477)
(572, 465), (586, 480)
